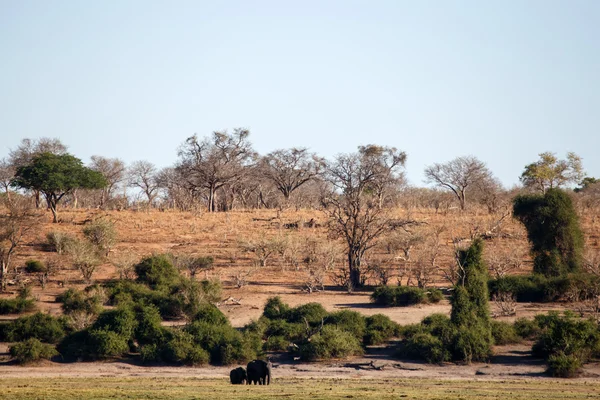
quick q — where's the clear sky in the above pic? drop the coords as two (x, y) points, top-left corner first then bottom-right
(1, 0), (598, 187)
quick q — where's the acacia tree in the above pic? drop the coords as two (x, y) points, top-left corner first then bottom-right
(90, 156), (126, 208)
(12, 153), (107, 223)
(520, 152), (584, 193)
(176, 129), (257, 212)
(260, 148), (323, 201)
(424, 155), (495, 210)
(128, 160), (160, 207)
(323, 146), (407, 290)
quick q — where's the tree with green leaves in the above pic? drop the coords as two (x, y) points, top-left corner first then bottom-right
(450, 238), (493, 363)
(11, 153), (107, 223)
(520, 152), (584, 193)
(513, 188), (584, 277)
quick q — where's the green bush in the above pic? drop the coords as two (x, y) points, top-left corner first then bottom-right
(135, 254), (180, 288)
(327, 310), (366, 341)
(262, 296), (291, 320)
(92, 307), (137, 339)
(6, 312), (66, 344)
(87, 329), (130, 358)
(159, 329), (209, 365)
(300, 326), (363, 361)
(421, 314), (456, 345)
(371, 286), (426, 306)
(171, 278), (222, 319)
(264, 335), (289, 351)
(491, 321), (521, 345)
(364, 314), (399, 345)
(450, 325), (493, 363)
(287, 303), (328, 326)
(24, 260), (46, 273)
(514, 318), (541, 340)
(132, 304), (164, 346)
(397, 332), (450, 363)
(427, 288), (444, 303)
(264, 319), (305, 342)
(547, 352), (583, 378)
(56, 288), (103, 316)
(10, 338), (58, 364)
(0, 287), (36, 314)
(184, 321), (259, 365)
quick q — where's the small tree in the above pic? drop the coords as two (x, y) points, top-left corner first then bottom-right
(174, 254), (214, 279)
(520, 152), (584, 193)
(12, 153), (107, 223)
(68, 240), (101, 283)
(513, 189), (584, 277)
(83, 219), (117, 256)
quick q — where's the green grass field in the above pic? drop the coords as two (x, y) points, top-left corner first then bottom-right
(0, 377), (598, 400)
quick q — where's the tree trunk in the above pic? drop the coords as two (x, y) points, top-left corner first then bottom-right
(348, 248), (362, 291)
(208, 186), (217, 212)
(0, 260), (7, 292)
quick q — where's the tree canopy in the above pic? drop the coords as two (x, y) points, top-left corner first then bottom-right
(12, 153), (107, 222)
(520, 152), (584, 193)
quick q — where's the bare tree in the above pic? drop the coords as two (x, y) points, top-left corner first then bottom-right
(260, 148), (324, 201)
(0, 158), (15, 203)
(176, 129), (257, 212)
(322, 146), (407, 290)
(358, 145), (407, 208)
(128, 160), (160, 206)
(520, 152), (585, 193)
(90, 156), (126, 208)
(424, 155), (495, 210)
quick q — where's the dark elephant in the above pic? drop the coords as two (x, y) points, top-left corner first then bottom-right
(246, 359), (272, 385)
(230, 367), (247, 384)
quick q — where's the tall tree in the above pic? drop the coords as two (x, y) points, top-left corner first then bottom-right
(260, 148), (323, 201)
(176, 129), (257, 212)
(0, 158), (15, 203)
(90, 156), (126, 208)
(128, 160), (160, 206)
(323, 146), (407, 290)
(12, 153), (107, 223)
(424, 155), (495, 210)
(520, 152), (584, 193)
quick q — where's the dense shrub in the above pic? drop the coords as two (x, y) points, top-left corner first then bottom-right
(450, 325), (493, 363)
(184, 321), (259, 365)
(491, 321), (520, 345)
(24, 260), (46, 273)
(371, 286), (442, 307)
(514, 318), (541, 340)
(262, 296), (291, 320)
(6, 312), (66, 343)
(364, 314), (400, 345)
(132, 304), (165, 346)
(287, 303), (328, 326)
(10, 338), (58, 364)
(421, 314), (457, 345)
(57, 329), (129, 360)
(264, 319), (305, 342)
(264, 335), (289, 351)
(135, 254), (180, 288)
(145, 328), (209, 365)
(397, 332), (449, 363)
(56, 288), (103, 316)
(172, 278), (222, 319)
(299, 326), (363, 361)
(327, 310), (366, 341)
(92, 307), (137, 339)
(0, 287), (36, 314)
(547, 353), (583, 378)
(192, 303), (229, 326)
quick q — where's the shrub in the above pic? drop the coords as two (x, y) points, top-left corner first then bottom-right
(46, 231), (76, 254)
(184, 321), (259, 365)
(421, 314), (456, 345)
(159, 329), (209, 365)
(264, 335), (289, 351)
(514, 318), (541, 340)
(547, 352), (583, 378)
(6, 312), (66, 343)
(398, 332), (450, 363)
(132, 304), (164, 346)
(264, 319), (305, 342)
(300, 326), (363, 361)
(364, 314), (399, 345)
(83, 219), (117, 256)
(24, 260), (46, 273)
(87, 329), (130, 358)
(92, 307), (137, 339)
(287, 303), (328, 326)
(171, 278), (222, 319)
(192, 302), (229, 326)
(327, 310), (366, 341)
(262, 296), (291, 320)
(10, 338), (58, 364)
(56, 288), (103, 316)
(371, 286), (426, 307)
(450, 325), (493, 363)
(135, 254), (179, 288)
(491, 321), (520, 345)
(427, 288), (444, 303)
(0, 287), (36, 314)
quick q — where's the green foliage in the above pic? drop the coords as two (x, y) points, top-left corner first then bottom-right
(490, 273), (600, 303)
(514, 318), (541, 340)
(192, 302), (229, 326)
(92, 307), (137, 339)
(132, 304), (164, 346)
(262, 296), (291, 320)
(547, 353), (583, 378)
(513, 189), (584, 277)
(450, 325), (493, 363)
(134, 254), (180, 289)
(364, 314), (400, 345)
(24, 260), (46, 273)
(184, 321), (259, 365)
(327, 310), (366, 341)
(299, 326), (363, 361)
(83, 219), (117, 256)
(10, 338), (58, 364)
(287, 303), (328, 325)
(87, 329), (130, 358)
(491, 321), (521, 345)
(0, 287), (36, 314)
(56, 288), (103, 316)
(264, 335), (289, 351)
(46, 231), (76, 254)
(397, 332), (450, 363)
(371, 286), (424, 306)
(264, 319), (305, 342)
(5, 312), (66, 343)
(154, 329), (209, 365)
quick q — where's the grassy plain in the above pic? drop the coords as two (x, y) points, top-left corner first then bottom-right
(1, 377), (599, 400)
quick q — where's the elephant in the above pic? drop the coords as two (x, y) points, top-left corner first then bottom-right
(246, 359), (272, 385)
(230, 367), (247, 384)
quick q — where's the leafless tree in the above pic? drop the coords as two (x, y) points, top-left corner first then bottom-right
(90, 156), (126, 208)
(176, 129), (257, 212)
(260, 147), (324, 202)
(484, 243), (526, 279)
(0, 158), (15, 203)
(322, 146), (407, 290)
(128, 160), (160, 207)
(358, 145), (407, 208)
(424, 155), (495, 210)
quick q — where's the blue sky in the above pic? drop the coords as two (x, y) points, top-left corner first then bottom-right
(1, 0), (598, 187)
